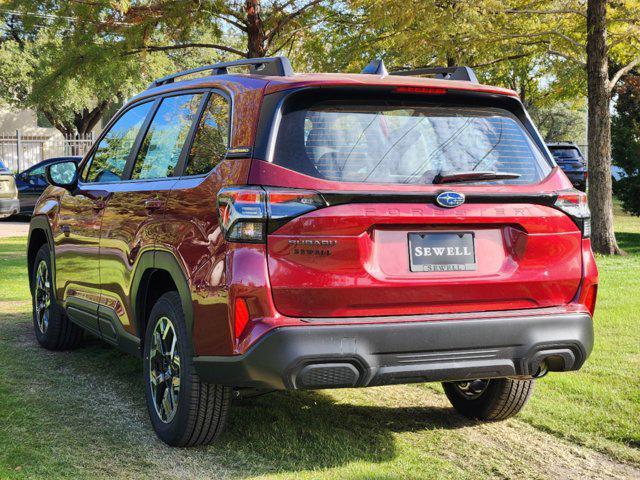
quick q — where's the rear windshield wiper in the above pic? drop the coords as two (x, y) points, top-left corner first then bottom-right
(433, 171), (521, 184)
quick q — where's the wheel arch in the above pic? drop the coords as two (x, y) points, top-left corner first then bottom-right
(27, 216), (55, 296)
(132, 250), (194, 344)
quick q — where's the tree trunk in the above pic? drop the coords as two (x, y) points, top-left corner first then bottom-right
(245, 0), (267, 57)
(586, 0), (622, 255)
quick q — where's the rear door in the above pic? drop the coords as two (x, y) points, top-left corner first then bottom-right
(261, 92), (583, 318)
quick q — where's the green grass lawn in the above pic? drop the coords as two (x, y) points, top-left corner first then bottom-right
(0, 210), (639, 479)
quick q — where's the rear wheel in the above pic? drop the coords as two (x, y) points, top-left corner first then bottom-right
(31, 244), (83, 350)
(442, 378), (534, 421)
(143, 291), (231, 446)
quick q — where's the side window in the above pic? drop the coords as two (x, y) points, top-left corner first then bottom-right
(131, 94), (203, 180)
(27, 166), (47, 186)
(84, 102), (153, 183)
(184, 93), (230, 176)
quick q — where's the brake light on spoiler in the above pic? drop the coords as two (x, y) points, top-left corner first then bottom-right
(217, 186), (326, 243)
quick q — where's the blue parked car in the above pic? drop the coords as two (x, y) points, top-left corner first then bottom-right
(547, 142), (588, 191)
(15, 156), (82, 216)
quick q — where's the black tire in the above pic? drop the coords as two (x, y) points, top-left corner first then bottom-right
(31, 244), (83, 350)
(443, 378), (534, 421)
(143, 291), (231, 447)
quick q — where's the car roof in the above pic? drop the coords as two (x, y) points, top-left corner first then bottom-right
(132, 71), (519, 103)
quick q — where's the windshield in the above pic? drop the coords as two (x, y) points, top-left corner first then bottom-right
(273, 101), (551, 185)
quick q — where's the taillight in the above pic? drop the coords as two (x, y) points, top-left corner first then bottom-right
(217, 186), (326, 242)
(554, 189), (591, 238)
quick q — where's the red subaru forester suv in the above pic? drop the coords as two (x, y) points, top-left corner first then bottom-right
(28, 57), (597, 446)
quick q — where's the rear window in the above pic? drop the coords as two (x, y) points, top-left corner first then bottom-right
(273, 100), (552, 185)
(549, 147), (582, 160)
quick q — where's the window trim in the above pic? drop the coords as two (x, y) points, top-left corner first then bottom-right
(79, 87), (232, 186)
(80, 98), (157, 185)
(175, 89), (233, 179)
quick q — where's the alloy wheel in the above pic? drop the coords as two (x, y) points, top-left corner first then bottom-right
(34, 260), (51, 334)
(149, 316), (181, 423)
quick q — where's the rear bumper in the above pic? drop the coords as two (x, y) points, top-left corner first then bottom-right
(194, 312), (593, 390)
(0, 198), (19, 218)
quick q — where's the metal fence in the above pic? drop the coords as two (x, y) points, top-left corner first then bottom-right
(0, 131), (94, 172)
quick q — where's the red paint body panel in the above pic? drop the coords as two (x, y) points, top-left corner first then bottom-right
(266, 202), (583, 318)
(29, 70), (598, 363)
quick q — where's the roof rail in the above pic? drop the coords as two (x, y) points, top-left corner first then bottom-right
(149, 56), (294, 88)
(392, 66), (478, 83)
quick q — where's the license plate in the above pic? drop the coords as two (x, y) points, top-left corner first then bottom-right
(408, 232), (476, 272)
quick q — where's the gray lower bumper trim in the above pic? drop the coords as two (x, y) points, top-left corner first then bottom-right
(194, 312), (593, 390)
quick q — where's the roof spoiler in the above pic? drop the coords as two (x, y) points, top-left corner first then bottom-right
(393, 66), (478, 83)
(361, 58), (478, 83)
(149, 56), (294, 88)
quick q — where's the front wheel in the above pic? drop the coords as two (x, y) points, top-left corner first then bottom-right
(31, 244), (83, 350)
(442, 378), (534, 421)
(143, 291), (231, 447)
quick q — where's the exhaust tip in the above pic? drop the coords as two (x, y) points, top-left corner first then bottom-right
(532, 361), (549, 378)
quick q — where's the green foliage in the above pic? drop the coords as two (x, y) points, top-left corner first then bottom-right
(613, 75), (640, 177)
(612, 74), (640, 216)
(529, 100), (587, 143)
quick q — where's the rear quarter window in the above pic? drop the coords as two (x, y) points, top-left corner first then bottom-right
(273, 99), (551, 185)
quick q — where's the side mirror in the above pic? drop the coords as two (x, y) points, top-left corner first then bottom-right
(45, 161), (78, 191)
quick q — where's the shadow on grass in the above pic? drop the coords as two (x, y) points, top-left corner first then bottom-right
(0, 313), (473, 477)
(616, 231), (640, 255)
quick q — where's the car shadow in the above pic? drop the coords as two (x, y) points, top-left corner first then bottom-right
(2, 316), (476, 476)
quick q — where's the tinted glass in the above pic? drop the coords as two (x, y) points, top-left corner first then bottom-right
(550, 147), (581, 160)
(184, 93), (230, 176)
(27, 166), (47, 186)
(274, 101), (551, 185)
(131, 94), (202, 180)
(84, 102), (152, 183)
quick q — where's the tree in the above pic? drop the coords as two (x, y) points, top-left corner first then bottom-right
(0, 9), (171, 136)
(612, 74), (640, 176)
(0, 1), (332, 136)
(110, 0), (331, 59)
(498, 0), (640, 254)
(612, 73), (640, 216)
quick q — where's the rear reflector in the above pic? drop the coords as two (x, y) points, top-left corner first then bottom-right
(393, 86), (447, 95)
(583, 284), (598, 317)
(234, 298), (250, 339)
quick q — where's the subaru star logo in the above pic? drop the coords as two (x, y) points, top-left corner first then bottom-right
(436, 191), (465, 208)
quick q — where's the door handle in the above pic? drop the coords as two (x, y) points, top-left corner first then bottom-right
(145, 198), (163, 211)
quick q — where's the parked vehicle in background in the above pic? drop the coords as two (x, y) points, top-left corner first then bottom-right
(547, 142), (588, 191)
(28, 57), (598, 447)
(0, 159), (19, 218)
(15, 157), (82, 216)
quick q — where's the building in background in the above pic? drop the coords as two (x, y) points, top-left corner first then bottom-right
(0, 106), (103, 172)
